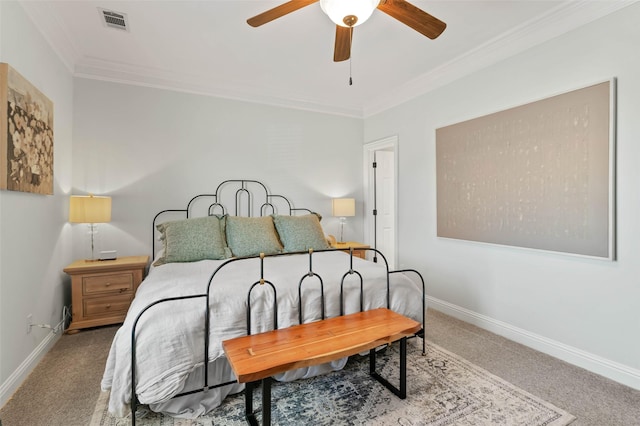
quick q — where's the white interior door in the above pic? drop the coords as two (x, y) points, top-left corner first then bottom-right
(364, 137), (398, 269)
(375, 150), (396, 268)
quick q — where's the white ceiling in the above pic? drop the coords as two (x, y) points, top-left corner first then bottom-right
(20, 0), (634, 117)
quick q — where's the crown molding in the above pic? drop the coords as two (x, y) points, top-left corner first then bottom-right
(74, 56), (364, 118)
(20, 0), (637, 119)
(19, 0), (363, 117)
(362, 0), (637, 117)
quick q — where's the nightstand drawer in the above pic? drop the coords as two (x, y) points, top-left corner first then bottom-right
(83, 273), (133, 295)
(84, 294), (134, 317)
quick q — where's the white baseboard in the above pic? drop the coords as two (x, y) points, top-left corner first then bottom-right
(427, 296), (640, 391)
(0, 330), (61, 408)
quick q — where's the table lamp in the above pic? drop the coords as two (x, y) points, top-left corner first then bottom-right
(332, 198), (355, 243)
(69, 194), (112, 261)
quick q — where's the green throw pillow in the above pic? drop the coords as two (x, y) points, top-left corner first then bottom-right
(226, 216), (283, 257)
(272, 214), (329, 253)
(154, 215), (231, 266)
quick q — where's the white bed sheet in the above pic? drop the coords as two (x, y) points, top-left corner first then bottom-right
(101, 251), (424, 418)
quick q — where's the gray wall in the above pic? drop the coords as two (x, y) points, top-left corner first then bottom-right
(0, 1), (74, 405)
(71, 79), (365, 261)
(365, 3), (640, 388)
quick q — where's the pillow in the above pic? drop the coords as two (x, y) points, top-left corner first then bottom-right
(154, 215), (231, 266)
(226, 216), (283, 257)
(272, 214), (330, 253)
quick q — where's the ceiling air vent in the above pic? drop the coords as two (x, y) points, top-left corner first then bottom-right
(99, 8), (129, 31)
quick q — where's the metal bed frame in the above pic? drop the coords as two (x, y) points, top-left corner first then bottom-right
(129, 180), (426, 425)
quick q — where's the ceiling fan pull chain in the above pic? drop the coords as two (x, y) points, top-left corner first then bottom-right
(349, 56), (353, 86)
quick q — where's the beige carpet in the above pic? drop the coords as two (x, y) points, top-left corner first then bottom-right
(90, 339), (575, 426)
(3, 310), (640, 425)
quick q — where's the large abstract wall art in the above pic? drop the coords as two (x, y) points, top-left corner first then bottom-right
(436, 80), (615, 259)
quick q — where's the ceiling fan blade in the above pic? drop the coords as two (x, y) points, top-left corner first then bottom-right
(334, 25), (352, 62)
(247, 0), (319, 27)
(377, 0), (446, 39)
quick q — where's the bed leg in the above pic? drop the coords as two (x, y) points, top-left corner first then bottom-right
(131, 398), (137, 426)
(400, 337), (407, 398)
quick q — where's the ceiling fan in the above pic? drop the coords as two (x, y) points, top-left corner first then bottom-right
(247, 0), (446, 62)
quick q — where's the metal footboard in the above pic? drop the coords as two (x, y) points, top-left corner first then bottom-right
(129, 248), (425, 425)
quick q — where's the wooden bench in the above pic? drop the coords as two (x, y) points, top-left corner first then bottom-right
(222, 308), (422, 425)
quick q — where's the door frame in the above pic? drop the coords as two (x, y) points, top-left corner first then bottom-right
(363, 135), (399, 268)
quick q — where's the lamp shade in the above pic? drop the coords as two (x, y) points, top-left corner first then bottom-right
(320, 0), (379, 27)
(69, 195), (112, 224)
(332, 198), (356, 217)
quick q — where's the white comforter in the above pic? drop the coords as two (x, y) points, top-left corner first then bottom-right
(101, 251), (424, 418)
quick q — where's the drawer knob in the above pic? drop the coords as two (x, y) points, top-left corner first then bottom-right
(105, 282), (111, 287)
(106, 304), (111, 309)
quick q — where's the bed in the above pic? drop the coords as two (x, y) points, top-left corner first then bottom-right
(100, 180), (425, 422)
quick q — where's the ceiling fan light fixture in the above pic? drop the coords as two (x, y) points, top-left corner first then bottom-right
(320, 0), (379, 27)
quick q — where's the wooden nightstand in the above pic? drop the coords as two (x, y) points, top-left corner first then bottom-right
(329, 236), (370, 260)
(64, 255), (149, 333)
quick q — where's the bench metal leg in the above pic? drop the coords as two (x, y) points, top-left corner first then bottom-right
(245, 381), (258, 426)
(262, 377), (272, 425)
(244, 377), (272, 426)
(369, 337), (407, 399)
(243, 338), (408, 425)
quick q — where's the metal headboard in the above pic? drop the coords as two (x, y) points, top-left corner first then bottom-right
(152, 179), (316, 256)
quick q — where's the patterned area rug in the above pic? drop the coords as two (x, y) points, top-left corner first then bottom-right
(91, 340), (575, 425)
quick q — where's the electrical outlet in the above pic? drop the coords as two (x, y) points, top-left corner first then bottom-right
(27, 314), (33, 334)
